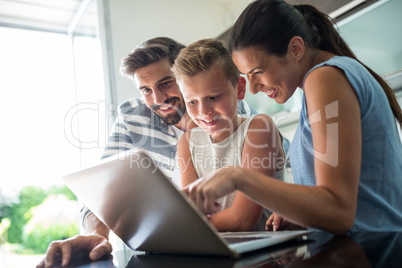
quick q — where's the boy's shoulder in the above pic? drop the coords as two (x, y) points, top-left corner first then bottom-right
(248, 113), (275, 129)
(178, 128), (194, 147)
(245, 114), (283, 149)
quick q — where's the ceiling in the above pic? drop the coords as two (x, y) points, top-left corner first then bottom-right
(0, 0), (86, 34)
(218, 0), (378, 42)
(0, 0), (378, 35)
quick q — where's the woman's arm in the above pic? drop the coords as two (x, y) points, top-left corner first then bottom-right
(208, 115), (284, 231)
(300, 65), (361, 232)
(186, 66), (362, 234)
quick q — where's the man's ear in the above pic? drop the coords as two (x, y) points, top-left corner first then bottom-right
(288, 36), (305, 62)
(237, 76), (246, 100)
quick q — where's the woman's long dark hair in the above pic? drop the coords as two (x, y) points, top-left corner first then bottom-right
(229, 0), (402, 127)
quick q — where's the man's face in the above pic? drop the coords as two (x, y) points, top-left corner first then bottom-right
(133, 58), (186, 125)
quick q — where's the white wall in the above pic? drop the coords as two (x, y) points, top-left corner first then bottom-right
(105, 0), (253, 105)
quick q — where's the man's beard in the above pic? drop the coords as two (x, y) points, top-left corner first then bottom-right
(153, 97), (186, 125)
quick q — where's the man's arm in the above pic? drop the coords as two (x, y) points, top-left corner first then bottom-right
(84, 213), (110, 238)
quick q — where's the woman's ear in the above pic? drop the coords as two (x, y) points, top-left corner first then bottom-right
(288, 36), (305, 62)
(237, 76), (246, 100)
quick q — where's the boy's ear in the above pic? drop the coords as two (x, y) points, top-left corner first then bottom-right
(237, 76), (246, 100)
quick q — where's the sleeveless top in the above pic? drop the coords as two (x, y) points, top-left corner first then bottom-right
(189, 114), (285, 231)
(289, 56), (402, 232)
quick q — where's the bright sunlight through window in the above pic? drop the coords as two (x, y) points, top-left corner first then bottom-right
(0, 26), (103, 267)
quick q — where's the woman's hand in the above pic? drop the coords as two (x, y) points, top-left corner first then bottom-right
(183, 166), (245, 214)
(266, 212), (305, 231)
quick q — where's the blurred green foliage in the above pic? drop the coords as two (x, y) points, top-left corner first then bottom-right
(0, 185), (77, 253)
(24, 222), (79, 253)
(6, 186), (47, 243)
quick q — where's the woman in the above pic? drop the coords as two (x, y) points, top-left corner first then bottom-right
(184, 0), (402, 234)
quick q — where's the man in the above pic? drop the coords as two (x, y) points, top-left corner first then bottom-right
(38, 37), (254, 268)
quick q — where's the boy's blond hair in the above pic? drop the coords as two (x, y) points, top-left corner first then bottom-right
(172, 39), (240, 86)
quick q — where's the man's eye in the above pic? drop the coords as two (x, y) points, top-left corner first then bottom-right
(159, 80), (173, 88)
(141, 88), (151, 95)
(254, 71), (262, 75)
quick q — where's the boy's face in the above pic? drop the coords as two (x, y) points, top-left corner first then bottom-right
(178, 67), (245, 142)
(133, 58), (186, 125)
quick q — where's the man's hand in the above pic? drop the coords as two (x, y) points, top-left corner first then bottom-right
(36, 234), (112, 268)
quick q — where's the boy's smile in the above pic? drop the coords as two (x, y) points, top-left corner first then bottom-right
(200, 115), (219, 125)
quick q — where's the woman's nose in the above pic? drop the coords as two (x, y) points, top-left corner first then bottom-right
(247, 75), (261, 94)
(248, 78), (262, 95)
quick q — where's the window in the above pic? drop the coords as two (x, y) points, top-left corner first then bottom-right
(0, 1), (108, 266)
(0, 26), (80, 267)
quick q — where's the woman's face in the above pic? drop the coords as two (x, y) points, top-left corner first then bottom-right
(232, 46), (300, 104)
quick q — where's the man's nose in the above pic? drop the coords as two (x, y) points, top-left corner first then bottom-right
(153, 89), (167, 104)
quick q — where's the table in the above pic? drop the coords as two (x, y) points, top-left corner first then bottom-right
(63, 232), (402, 267)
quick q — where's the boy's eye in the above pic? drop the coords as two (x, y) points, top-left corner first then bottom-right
(188, 100), (197, 105)
(209, 94), (222, 101)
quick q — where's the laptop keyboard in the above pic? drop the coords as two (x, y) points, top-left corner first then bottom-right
(223, 236), (271, 244)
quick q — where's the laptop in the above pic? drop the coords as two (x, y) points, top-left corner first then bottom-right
(63, 149), (312, 258)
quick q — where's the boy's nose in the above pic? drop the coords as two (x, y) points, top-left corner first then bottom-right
(200, 102), (212, 115)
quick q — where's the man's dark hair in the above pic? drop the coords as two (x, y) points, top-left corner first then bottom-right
(120, 37), (185, 79)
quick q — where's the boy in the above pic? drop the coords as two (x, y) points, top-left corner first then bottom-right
(172, 39), (285, 231)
